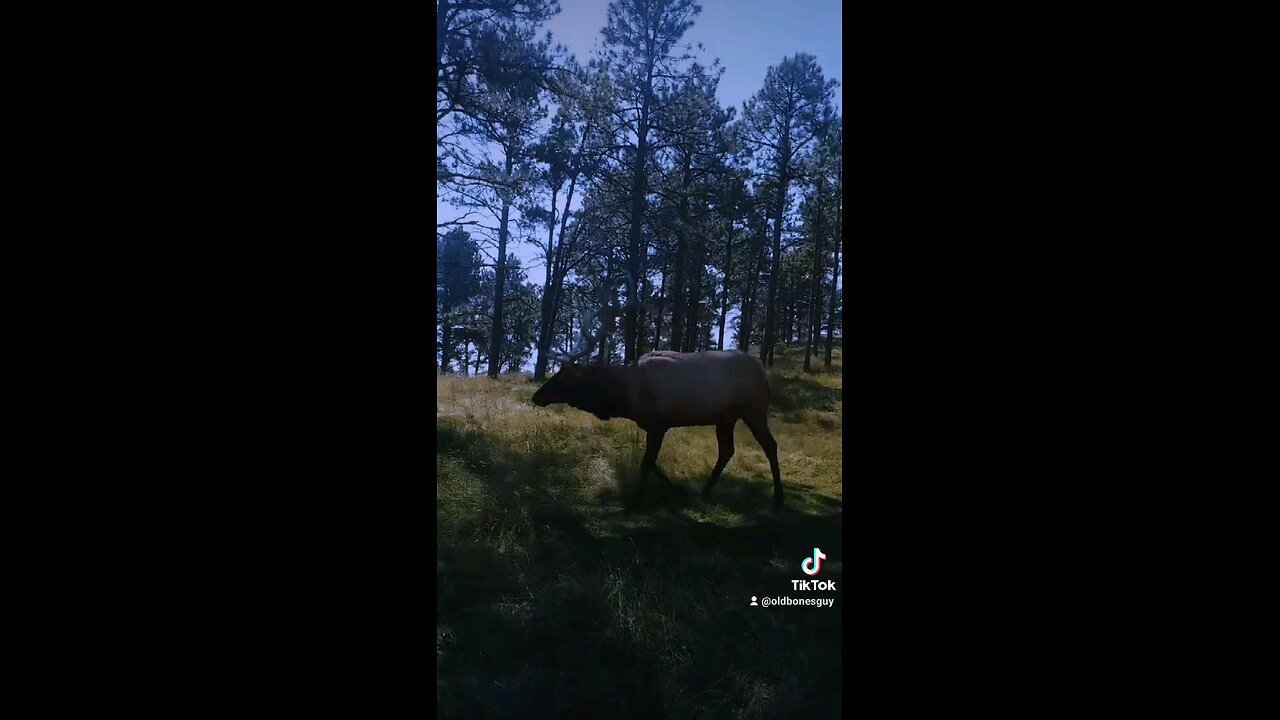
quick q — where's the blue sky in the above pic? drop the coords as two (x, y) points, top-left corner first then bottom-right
(439, 0), (842, 367)
(547, 0), (842, 114)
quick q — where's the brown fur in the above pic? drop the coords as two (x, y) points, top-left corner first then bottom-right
(532, 351), (784, 507)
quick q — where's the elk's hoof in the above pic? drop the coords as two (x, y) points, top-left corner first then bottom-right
(773, 494), (785, 507)
(700, 490), (713, 503)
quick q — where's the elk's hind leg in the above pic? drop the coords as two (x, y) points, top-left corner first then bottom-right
(701, 421), (736, 502)
(743, 413), (784, 507)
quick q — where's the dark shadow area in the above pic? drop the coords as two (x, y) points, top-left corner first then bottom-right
(437, 416), (843, 719)
(613, 469), (842, 522)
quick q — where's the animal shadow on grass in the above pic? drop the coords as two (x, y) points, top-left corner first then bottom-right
(618, 473), (790, 518)
(615, 459), (840, 522)
(613, 463), (693, 515)
(437, 418), (842, 719)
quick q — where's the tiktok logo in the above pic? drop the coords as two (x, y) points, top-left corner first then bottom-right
(802, 547), (827, 576)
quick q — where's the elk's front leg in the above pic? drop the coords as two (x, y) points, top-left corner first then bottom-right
(634, 428), (668, 506)
(701, 422), (736, 502)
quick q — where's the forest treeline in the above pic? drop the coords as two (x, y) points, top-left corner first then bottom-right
(437, 0), (842, 379)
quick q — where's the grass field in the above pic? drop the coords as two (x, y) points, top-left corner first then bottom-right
(437, 344), (843, 719)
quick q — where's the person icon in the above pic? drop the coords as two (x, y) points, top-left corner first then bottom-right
(750, 596), (758, 606)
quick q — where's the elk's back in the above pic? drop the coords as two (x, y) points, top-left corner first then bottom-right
(633, 351), (768, 426)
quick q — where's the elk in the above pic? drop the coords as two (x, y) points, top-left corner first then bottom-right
(531, 323), (784, 507)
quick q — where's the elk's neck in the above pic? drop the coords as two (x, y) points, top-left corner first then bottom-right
(574, 364), (634, 421)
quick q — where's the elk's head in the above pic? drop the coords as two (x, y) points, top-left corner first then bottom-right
(532, 342), (597, 406)
(533, 304), (602, 407)
(532, 361), (585, 407)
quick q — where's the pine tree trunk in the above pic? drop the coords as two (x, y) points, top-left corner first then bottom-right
(778, 292), (788, 348)
(761, 151), (789, 368)
(805, 179), (824, 373)
(683, 233), (702, 352)
(639, 229), (651, 358)
(487, 152), (514, 379)
(441, 322), (453, 374)
(533, 187), (559, 380)
(598, 257), (613, 366)
(436, 0), (449, 103)
(825, 159), (841, 368)
(624, 93), (651, 367)
(718, 219), (733, 350)
(669, 157), (692, 352)
(739, 223), (767, 353)
(534, 130), (587, 380)
(654, 258), (668, 350)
